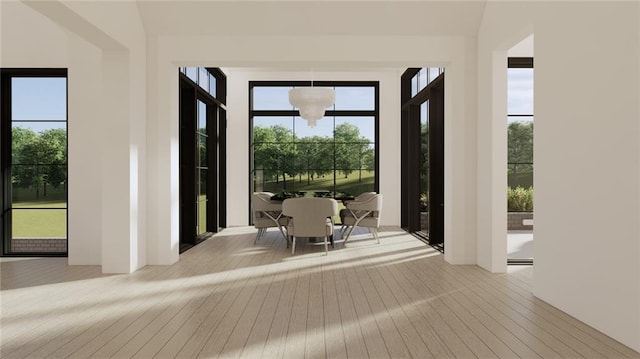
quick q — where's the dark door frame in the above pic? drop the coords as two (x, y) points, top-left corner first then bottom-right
(178, 68), (227, 253)
(401, 69), (445, 248)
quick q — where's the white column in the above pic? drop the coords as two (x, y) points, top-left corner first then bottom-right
(100, 50), (134, 273)
(67, 34), (102, 265)
(444, 40), (479, 265)
(145, 38), (180, 265)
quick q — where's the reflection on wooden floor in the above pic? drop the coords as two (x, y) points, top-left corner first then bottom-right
(1, 226), (638, 358)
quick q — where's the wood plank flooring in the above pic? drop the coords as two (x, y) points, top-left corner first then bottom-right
(1, 226), (639, 358)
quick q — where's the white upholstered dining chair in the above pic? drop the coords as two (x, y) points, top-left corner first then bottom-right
(282, 197), (338, 255)
(341, 193), (383, 244)
(252, 192), (288, 244)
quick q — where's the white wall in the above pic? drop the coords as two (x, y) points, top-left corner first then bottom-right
(477, 1), (640, 351)
(0, 1), (68, 68)
(150, 34), (478, 266)
(2, 0), (148, 273)
(56, 0), (148, 272)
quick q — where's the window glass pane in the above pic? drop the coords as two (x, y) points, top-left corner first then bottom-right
(11, 78), (66, 121)
(253, 86), (293, 110)
(508, 68), (534, 114)
(253, 116), (294, 141)
(417, 68), (428, 93)
(198, 134), (207, 168)
(185, 67), (198, 83)
(11, 123), (67, 165)
(334, 117), (375, 143)
(429, 67), (442, 83)
(198, 170), (207, 234)
(411, 75), (418, 97)
(209, 73), (217, 97)
(294, 116), (333, 140)
(198, 101), (207, 133)
(420, 100), (429, 219)
(198, 68), (209, 91)
(12, 209), (67, 239)
(507, 115), (534, 124)
(199, 170), (207, 197)
(507, 120), (533, 189)
(335, 143), (374, 171)
(334, 87), (375, 110)
(197, 200), (207, 235)
(253, 142), (295, 174)
(335, 169), (375, 197)
(12, 165), (67, 207)
(294, 141), (334, 171)
(420, 101), (428, 126)
(9, 75), (67, 251)
(250, 83), (377, 202)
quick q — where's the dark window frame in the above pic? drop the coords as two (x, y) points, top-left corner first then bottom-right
(248, 80), (380, 224)
(401, 67), (445, 249)
(179, 67), (227, 253)
(507, 57), (534, 188)
(1, 68), (68, 257)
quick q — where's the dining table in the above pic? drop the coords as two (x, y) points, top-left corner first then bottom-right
(269, 190), (355, 245)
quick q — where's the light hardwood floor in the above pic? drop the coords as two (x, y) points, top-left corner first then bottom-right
(1, 227), (639, 358)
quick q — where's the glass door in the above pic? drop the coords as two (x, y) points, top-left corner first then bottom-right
(178, 67), (226, 253)
(419, 100), (430, 237)
(196, 100), (208, 236)
(400, 68), (444, 249)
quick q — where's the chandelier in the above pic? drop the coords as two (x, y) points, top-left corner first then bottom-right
(289, 87), (335, 127)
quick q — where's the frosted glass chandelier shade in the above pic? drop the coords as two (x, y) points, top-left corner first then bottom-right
(288, 87), (335, 127)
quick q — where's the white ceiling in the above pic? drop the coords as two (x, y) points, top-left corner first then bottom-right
(135, 1), (488, 37)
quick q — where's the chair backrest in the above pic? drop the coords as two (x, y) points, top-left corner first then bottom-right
(346, 194), (383, 227)
(346, 193), (383, 212)
(282, 198), (338, 237)
(252, 192), (279, 211)
(354, 192), (377, 201)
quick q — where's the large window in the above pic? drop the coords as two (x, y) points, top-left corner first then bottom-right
(250, 81), (379, 211)
(179, 67), (226, 253)
(507, 58), (534, 190)
(1, 69), (68, 255)
(401, 68), (444, 248)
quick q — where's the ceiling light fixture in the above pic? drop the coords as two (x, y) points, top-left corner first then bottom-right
(289, 86), (335, 127)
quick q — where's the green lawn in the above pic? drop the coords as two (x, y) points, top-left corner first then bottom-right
(11, 172), (374, 238)
(12, 204), (67, 238)
(10, 187), (67, 238)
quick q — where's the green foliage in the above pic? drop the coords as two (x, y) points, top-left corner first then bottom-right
(420, 192), (429, 211)
(507, 186), (533, 212)
(253, 122), (373, 191)
(11, 127), (67, 199)
(508, 121), (533, 175)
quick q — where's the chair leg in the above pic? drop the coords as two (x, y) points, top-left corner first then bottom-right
(278, 225), (288, 243)
(291, 236), (296, 255)
(254, 228), (263, 244)
(324, 236), (329, 255)
(372, 228), (380, 244)
(344, 225), (355, 243)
